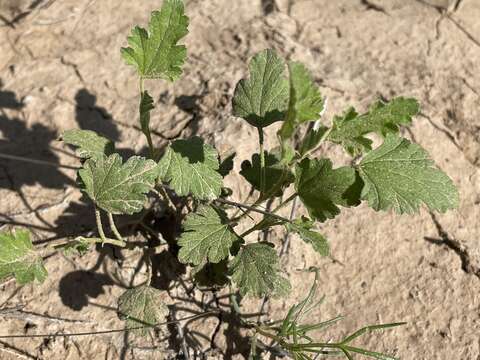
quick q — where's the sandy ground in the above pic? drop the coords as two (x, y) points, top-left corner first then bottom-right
(0, 0), (479, 359)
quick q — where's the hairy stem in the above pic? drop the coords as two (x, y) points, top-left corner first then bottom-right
(107, 212), (124, 242)
(139, 78), (155, 159)
(73, 236), (126, 248)
(95, 208), (108, 245)
(258, 127), (266, 197)
(216, 198), (291, 223)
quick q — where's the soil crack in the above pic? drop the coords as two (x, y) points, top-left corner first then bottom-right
(425, 212), (480, 279)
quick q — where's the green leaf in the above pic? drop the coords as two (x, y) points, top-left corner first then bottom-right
(62, 129), (114, 160)
(121, 0), (189, 80)
(358, 134), (459, 214)
(286, 218), (329, 256)
(279, 61), (323, 140)
(328, 97), (420, 155)
(295, 158), (359, 222)
(118, 285), (168, 336)
(158, 137), (223, 200)
(232, 49), (289, 128)
(229, 243), (290, 297)
(0, 229), (47, 284)
(140, 91), (154, 136)
(178, 205), (238, 265)
(54, 238), (90, 257)
(298, 126), (329, 157)
(240, 151), (294, 197)
(79, 154), (159, 215)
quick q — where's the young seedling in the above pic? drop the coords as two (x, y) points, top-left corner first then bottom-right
(0, 0), (459, 357)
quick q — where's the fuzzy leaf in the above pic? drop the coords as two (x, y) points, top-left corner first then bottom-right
(328, 97), (420, 155)
(240, 151), (294, 197)
(121, 0), (189, 80)
(158, 137), (222, 200)
(62, 129), (114, 160)
(358, 134), (459, 214)
(118, 285), (168, 336)
(0, 229), (47, 284)
(286, 218), (329, 256)
(230, 243), (290, 298)
(178, 205), (238, 265)
(79, 154), (159, 215)
(295, 158), (358, 222)
(280, 61), (324, 139)
(232, 49), (289, 128)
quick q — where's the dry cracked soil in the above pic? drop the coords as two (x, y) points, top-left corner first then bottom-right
(0, 0), (479, 359)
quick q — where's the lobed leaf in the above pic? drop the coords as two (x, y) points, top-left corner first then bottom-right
(240, 151), (294, 197)
(295, 158), (360, 222)
(232, 49), (289, 128)
(158, 137), (223, 200)
(279, 61), (324, 140)
(79, 154), (159, 215)
(118, 285), (168, 336)
(229, 243), (290, 298)
(358, 134), (459, 214)
(0, 229), (47, 285)
(178, 205), (238, 265)
(328, 97), (419, 156)
(62, 129), (114, 161)
(121, 0), (189, 80)
(286, 218), (329, 256)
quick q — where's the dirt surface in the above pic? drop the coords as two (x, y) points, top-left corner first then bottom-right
(0, 0), (479, 359)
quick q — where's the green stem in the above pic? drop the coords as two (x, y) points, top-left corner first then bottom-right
(95, 208), (108, 245)
(73, 236), (127, 248)
(257, 127), (266, 197)
(139, 78), (155, 159)
(216, 198), (291, 223)
(107, 212), (124, 242)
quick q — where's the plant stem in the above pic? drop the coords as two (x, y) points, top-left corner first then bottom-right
(72, 236), (126, 248)
(257, 127), (266, 197)
(216, 198), (290, 223)
(300, 127), (332, 161)
(139, 78), (155, 159)
(107, 212), (124, 242)
(94, 208), (108, 245)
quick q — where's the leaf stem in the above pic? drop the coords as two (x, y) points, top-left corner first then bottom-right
(216, 198), (290, 223)
(73, 236), (127, 248)
(139, 78), (155, 159)
(257, 127), (266, 197)
(300, 127), (332, 161)
(95, 208), (108, 245)
(107, 212), (124, 242)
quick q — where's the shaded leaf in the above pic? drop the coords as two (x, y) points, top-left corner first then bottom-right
(232, 49), (289, 128)
(229, 243), (290, 297)
(62, 129), (114, 160)
(280, 61), (324, 139)
(158, 137), (223, 200)
(0, 229), (47, 284)
(193, 259), (229, 288)
(240, 151), (294, 197)
(118, 285), (168, 336)
(358, 134), (459, 214)
(79, 154), (159, 214)
(178, 205), (238, 265)
(295, 158), (358, 222)
(286, 218), (329, 256)
(121, 0), (189, 80)
(328, 97), (420, 156)
(298, 126), (329, 157)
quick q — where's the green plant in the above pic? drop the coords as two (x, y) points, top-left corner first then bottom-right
(0, 0), (459, 358)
